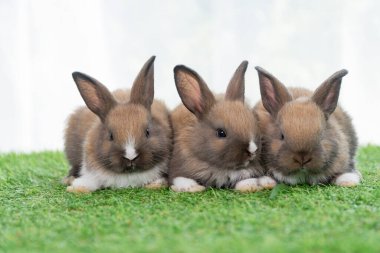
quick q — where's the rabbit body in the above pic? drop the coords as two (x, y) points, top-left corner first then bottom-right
(63, 57), (172, 192)
(169, 62), (276, 192)
(254, 67), (360, 186)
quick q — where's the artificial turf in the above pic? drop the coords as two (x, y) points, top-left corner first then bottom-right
(0, 146), (379, 253)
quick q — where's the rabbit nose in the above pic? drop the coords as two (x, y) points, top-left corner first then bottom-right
(124, 153), (139, 162)
(124, 149), (139, 161)
(124, 141), (139, 161)
(293, 151), (312, 166)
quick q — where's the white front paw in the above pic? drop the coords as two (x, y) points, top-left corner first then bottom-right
(170, 177), (206, 192)
(66, 185), (92, 193)
(66, 177), (99, 193)
(235, 178), (262, 192)
(145, 177), (168, 189)
(334, 172), (361, 187)
(258, 176), (277, 189)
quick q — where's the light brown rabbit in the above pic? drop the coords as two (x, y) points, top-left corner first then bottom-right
(169, 61), (276, 193)
(253, 66), (361, 186)
(63, 56), (172, 193)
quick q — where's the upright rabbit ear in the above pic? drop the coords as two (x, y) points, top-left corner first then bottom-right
(225, 61), (248, 102)
(312, 69), (348, 116)
(174, 65), (216, 119)
(130, 56), (155, 110)
(255, 66), (292, 117)
(72, 72), (116, 122)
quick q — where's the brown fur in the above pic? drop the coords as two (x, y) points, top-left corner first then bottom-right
(63, 56), (172, 186)
(169, 62), (265, 188)
(254, 67), (358, 185)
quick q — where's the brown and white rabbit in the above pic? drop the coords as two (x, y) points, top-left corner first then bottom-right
(168, 61), (276, 192)
(253, 66), (361, 186)
(63, 56), (172, 193)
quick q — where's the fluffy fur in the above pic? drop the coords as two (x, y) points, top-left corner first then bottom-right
(253, 67), (360, 186)
(63, 56), (172, 192)
(169, 61), (272, 192)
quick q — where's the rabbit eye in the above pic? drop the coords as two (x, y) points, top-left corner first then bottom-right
(109, 132), (114, 141)
(216, 128), (227, 138)
(280, 133), (285, 140)
(145, 128), (150, 138)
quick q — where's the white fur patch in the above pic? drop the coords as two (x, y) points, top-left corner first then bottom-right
(248, 140), (257, 154)
(334, 172), (361, 187)
(171, 177), (206, 192)
(125, 138), (138, 160)
(68, 162), (166, 192)
(235, 178), (262, 192)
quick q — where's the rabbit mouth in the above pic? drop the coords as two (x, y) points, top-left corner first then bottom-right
(286, 166), (323, 176)
(122, 161), (148, 172)
(297, 167), (308, 173)
(123, 164), (137, 172)
(121, 161), (150, 173)
(286, 166), (309, 174)
(120, 159), (138, 172)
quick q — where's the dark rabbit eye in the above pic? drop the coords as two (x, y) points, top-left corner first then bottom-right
(109, 132), (114, 141)
(146, 128), (150, 138)
(280, 133), (284, 140)
(216, 128), (227, 138)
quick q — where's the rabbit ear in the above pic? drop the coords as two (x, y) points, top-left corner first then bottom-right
(72, 72), (116, 122)
(255, 66), (292, 117)
(225, 61), (248, 102)
(174, 65), (216, 119)
(312, 69), (348, 116)
(130, 56), (155, 110)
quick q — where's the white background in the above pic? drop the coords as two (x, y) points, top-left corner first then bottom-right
(0, 0), (379, 152)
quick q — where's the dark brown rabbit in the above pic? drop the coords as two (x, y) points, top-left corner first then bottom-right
(169, 61), (276, 192)
(253, 66), (360, 186)
(63, 56), (172, 192)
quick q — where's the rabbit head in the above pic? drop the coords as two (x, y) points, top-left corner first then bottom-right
(173, 61), (261, 170)
(72, 56), (170, 173)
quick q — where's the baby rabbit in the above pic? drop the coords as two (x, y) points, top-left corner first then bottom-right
(253, 67), (360, 186)
(63, 56), (172, 193)
(169, 61), (276, 192)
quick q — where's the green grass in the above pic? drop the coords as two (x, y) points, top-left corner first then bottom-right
(0, 146), (379, 253)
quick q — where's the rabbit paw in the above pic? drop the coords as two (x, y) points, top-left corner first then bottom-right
(235, 178), (263, 192)
(145, 177), (168, 189)
(258, 176), (277, 189)
(171, 177), (206, 192)
(66, 177), (98, 193)
(334, 172), (360, 187)
(66, 185), (92, 193)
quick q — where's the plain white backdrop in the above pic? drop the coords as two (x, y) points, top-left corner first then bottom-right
(0, 0), (379, 152)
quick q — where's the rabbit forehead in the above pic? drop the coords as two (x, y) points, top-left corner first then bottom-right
(208, 100), (257, 139)
(106, 104), (149, 139)
(278, 99), (325, 149)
